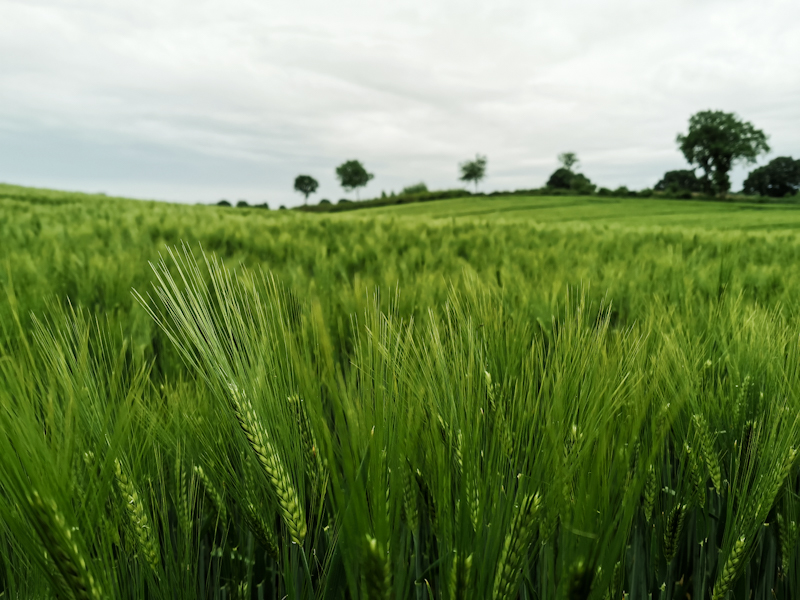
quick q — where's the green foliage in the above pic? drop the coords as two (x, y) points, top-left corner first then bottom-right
(401, 182), (428, 195)
(4, 184), (800, 598)
(547, 167), (574, 189)
(459, 154), (487, 191)
(547, 168), (596, 194)
(655, 169), (702, 193)
(297, 189), (471, 213)
(236, 200), (249, 208)
(293, 175), (319, 203)
(743, 156), (800, 197)
(558, 152), (579, 170)
(335, 160), (374, 199)
(677, 110), (770, 196)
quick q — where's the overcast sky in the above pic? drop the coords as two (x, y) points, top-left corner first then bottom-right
(2, 0), (799, 206)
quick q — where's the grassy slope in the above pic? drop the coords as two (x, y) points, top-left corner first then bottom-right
(5, 182), (800, 230)
(339, 193), (800, 230)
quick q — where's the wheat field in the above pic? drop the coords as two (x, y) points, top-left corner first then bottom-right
(2, 184), (800, 599)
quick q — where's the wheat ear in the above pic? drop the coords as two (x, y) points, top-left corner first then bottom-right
(643, 464), (657, 522)
(27, 491), (103, 600)
(492, 492), (541, 600)
(712, 535), (746, 600)
(449, 552), (473, 600)
(777, 513), (799, 575)
(694, 414), (722, 494)
(175, 445), (191, 532)
(228, 383), (307, 545)
(194, 465), (228, 523)
(685, 443), (705, 508)
(363, 535), (391, 600)
(238, 453), (280, 557)
(402, 462), (419, 533)
(289, 394), (324, 492)
(663, 503), (687, 564)
(241, 501), (279, 559)
(114, 459), (160, 573)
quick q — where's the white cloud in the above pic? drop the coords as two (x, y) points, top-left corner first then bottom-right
(1, 0), (798, 204)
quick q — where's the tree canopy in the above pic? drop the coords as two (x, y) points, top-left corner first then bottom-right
(546, 153), (595, 194)
(676, 110), (770, 196)
(654, 170), (702, 193)
(546, 168), (595, 194)
(547, 168), (574, 189)
(742, 157), (800, 198)
(558, 152), (579, 171)
(293, 175), (319, 203)
(401, 182), (428, 195)
(335, 160), (374, 199)
(459, 155), (487, 191)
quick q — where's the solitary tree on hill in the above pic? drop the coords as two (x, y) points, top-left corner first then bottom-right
(335, 160), (374, 200)
(676, 110), (770, 197)
(294, 175), (319, 204)
(459, 154), (487, 192)
(558, 152), (579, 171)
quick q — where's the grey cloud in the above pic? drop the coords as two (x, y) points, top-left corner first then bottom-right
(1, 0), (798, 204)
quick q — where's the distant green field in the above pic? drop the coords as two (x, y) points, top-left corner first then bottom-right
(4, 183), (800, 599)
(344, 193), (800, 230)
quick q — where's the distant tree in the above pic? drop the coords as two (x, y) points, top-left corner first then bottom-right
(335, 160), (374, 200)
(655, 170), (702, 193)
(294, 175), (319, 204)
(402, 182), (428, 195)
(236, 200), (249, 208)
(569, 173), (596, 195)
(558, 152), (579, 171)
(613, 186), (631, 197)
(459, 154), (487, 191)
(676, 110), (770, 196)
(547, 168), (574, 189)
(546, 167), (595, 195)
(742, 157), (800, 197)
(217, 199), (231, 207)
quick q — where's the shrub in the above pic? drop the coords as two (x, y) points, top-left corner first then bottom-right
(655, 170), (702, 193)
(217, 200), (231, 207)
(401, 182), (428, 195)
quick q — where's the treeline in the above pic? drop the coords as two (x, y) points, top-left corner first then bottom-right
(292, 184), (778, 215)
